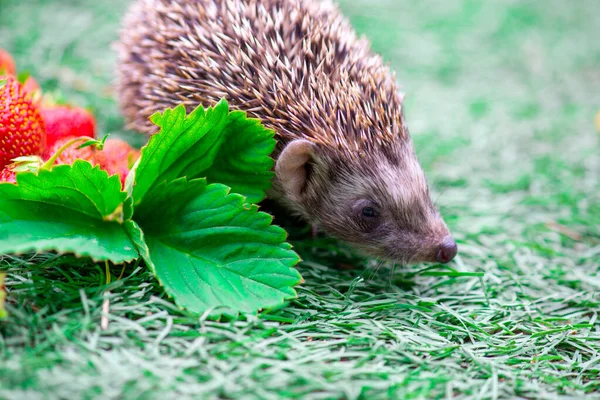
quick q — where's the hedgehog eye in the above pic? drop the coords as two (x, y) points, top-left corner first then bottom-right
(353, 200), (380, 231)
(361, 207), (378, 218)
(353, 199), (379, 220)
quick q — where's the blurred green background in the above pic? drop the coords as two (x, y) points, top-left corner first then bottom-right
(1, 0), (599, 398)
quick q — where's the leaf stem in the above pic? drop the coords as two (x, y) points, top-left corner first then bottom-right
(42, 137), (91, 169)
(117, 263), (126, 280)
(105, 260), (111, 285)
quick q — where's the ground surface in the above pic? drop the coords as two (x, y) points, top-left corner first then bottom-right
(1, 0), (599, 399)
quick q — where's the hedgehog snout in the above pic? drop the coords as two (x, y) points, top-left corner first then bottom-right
(435, 236), (457, 264)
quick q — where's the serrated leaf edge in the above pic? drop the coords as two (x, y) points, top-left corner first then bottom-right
(139, 180), (302, 317)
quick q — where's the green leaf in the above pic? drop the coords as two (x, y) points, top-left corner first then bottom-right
(129, 99), (276, 206)
(203, 111), (275, 204)
(129, 100), (230, 205)
(124, 219), (149, 262)
(0, 161), (138, 263)
(135, 178), (302, 315)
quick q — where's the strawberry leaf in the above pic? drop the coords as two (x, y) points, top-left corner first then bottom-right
(129, 100), (230, 206)
(203, 111), (275, 204)
(134, 178), (302, 315)
(0, 161), (138, 263)
(128, 99), (276, 206)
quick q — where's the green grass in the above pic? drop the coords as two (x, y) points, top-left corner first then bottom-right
(1, 0), (600, 398)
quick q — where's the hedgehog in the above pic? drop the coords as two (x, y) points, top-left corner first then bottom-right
(116, 0), (458, 264)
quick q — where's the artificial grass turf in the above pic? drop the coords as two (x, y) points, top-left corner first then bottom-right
(1, 0), (599, 398)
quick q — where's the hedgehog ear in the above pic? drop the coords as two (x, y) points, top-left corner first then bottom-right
(275, 139), (317, 200)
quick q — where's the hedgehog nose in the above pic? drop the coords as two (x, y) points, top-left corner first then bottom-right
(436, 236), (457, 264)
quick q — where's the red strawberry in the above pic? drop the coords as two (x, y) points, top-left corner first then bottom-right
(0, 49), (16, 77)
(97, 138), (140, 186)
(41, 105), (96, 149)
(22, 76), (42, 104)
(0, 167), (16, 183)
(0, 77), (46, 170)
(44, 136), (98, 166)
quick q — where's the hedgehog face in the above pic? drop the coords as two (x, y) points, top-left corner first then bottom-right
(275, 139), (457, 265)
